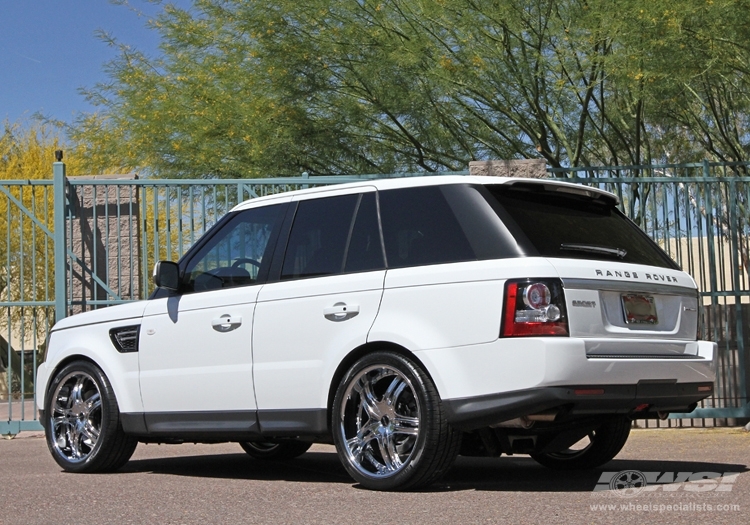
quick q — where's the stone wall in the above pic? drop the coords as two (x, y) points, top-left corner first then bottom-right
(468, 159), (547, 178)
(67, 175), (140, 314)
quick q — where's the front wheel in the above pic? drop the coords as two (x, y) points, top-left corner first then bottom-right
(530, 417), (631, 470)
(239, 440), (312, 460)
(332, 352), (461, 491)
(44, 360), (137, 473)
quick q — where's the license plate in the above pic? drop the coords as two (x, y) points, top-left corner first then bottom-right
(621, 294), (658, 325)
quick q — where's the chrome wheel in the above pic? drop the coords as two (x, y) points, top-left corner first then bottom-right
(44, 361), (137, 473)
(338, 364), (421, 479)
(49, 370), (103, 463)
(333, 352), (461, 490)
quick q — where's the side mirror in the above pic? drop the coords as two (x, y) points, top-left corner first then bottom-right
(153, 261), (180, 292)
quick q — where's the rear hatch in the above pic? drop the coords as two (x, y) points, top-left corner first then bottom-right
(482, 180), (701, 358)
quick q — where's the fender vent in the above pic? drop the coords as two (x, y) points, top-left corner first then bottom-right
(109, 325), (140, 353)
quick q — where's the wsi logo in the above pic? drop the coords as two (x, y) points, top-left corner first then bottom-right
(593, 471), (740, 498)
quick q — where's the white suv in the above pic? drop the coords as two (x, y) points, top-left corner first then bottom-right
(36, 176), (716, 490)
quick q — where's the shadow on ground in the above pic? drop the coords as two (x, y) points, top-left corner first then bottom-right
(121, 450), (748, 493)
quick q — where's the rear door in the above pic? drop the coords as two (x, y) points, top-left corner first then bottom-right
(252, 188), (386, 434)
(369, 184), (518, 350)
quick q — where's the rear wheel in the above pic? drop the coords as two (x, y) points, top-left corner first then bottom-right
(44, 360), (137, 473)
(239, 440), (312, 460)
(530, 417), (631, 470)
(332, 352), (461, 491)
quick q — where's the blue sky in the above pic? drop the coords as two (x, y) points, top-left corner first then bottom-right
(1, 0), (189, 126)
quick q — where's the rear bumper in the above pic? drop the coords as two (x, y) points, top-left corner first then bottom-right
(416, 337), (717, 430)
(443, 381), (713, 430)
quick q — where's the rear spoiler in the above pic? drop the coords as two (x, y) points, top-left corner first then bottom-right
(501, 179), (619, 206)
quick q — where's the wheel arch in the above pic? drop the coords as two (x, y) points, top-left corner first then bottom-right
(42, 354), (100, 403)
(41, 348), (141, 415)
(325, 340), (438, 430)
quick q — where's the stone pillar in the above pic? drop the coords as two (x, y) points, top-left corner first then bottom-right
(468, 159), (547, 178)
(67, 174), (141, 314)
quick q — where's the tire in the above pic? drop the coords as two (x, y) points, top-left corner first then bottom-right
(44, 360), (137, 473)
(530, 417), (631, 470)
(239, 440), (312, 460)
(332, 351), (461, 491)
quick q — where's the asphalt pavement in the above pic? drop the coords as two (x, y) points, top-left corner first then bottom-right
(1, 427), (748, 525)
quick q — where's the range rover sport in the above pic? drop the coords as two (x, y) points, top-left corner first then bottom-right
(36, 176), (716, 491)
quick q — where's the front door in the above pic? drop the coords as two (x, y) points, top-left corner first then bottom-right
(138, 201), (287, 433)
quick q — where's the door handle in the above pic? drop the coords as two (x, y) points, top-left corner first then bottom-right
(324, 302), (360, 322)
(211, 314), (242, 332)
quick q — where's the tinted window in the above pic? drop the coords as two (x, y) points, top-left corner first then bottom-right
(443, 185), (522, 260)
(344, 192), (385, 273)
(282, 194), (358, 279)
(379, 186), (476, 268)
(487, 185), (678, 269)
(184, 204), (284, 293)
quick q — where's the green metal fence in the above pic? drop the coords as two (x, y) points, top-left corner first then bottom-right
(2, 160), (748, 435)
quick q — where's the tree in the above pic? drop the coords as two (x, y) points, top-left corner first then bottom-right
(70, 0), (750, 177)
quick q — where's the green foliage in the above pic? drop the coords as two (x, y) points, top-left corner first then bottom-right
(71, 0), (750, 176)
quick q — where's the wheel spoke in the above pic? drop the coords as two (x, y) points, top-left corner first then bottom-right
(52, 402), (68, 416)
(358, 379), (382, 421)
(383, 376), (407, 408)
(376, 433), (401, 473)
(345, 436), (364, 461)
(392, 415), (419, 436)
(70, 378), (85, 406)
(358, 420), (380, 444)
(346, 420), (380, 460)
(81, 420), (100, 446)
(67, 428), (83, 459)
(53, 419), (72, 445)
(364, 449), (388, 475)
(87, 392), (102, 414)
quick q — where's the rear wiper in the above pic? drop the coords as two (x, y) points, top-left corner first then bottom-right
(560, 243), (627, 259)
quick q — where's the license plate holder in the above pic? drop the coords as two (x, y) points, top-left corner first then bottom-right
(621, 294), (658, 325)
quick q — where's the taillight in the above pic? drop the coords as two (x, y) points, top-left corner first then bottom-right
(502, 278), (568, 337)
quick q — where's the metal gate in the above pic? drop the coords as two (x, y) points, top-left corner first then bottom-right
(0, 178), (56, 434)
(2, 160), (749, 436)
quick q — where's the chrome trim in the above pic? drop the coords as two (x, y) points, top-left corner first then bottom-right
(586, 354), (705, 360)
(562, 278), (697, 296)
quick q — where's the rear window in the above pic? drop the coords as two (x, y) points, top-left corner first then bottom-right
(485, 184), (678, 269)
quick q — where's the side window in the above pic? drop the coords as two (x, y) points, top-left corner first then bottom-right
(379, 186), (476, 268)
(184, 204), (284, 293)
(281, 194), (358, 279)
(344, 192), (385, 273)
